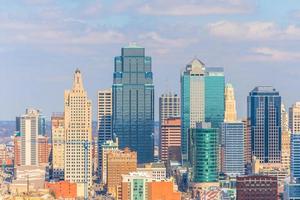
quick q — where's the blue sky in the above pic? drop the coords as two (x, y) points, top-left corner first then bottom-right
(1, 0), (300, 120)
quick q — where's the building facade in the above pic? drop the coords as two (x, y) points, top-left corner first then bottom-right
(51, 113), (65, 180)
(236, 175), (278, 200)
(112, 44), (154, 163)
(248, 86), (282, 163)
(224, 83), (237, 122)
(19, 109), (43, 166)
(289, 102), (300, 133)
(101, 139), (119, 184)
(291, 133), (300, 183)
(64, 69), (92, 186)
(221, 122), (244, 176)
(181, 59), (224, 163)
(189, 122), (219, 183)
(107, 148), (137, 197)
(97, 88), (113, 175)
(160, 117), (181, 163)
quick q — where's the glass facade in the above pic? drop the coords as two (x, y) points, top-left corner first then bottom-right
(180, 60), (224, 164)
(221, 122), (244, 176)
(205, 68), (225, 128)
(112, 45), (154, 163)
(248, 86), (281, 163)
(291, 133), (300, 183)
(190, 123), (219, 183)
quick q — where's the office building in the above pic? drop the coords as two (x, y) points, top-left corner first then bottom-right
(224, 83), (237, 122)
(112, 44), (154, 163)
(101, 139), (119, 184)
(242, 118), (252, 166)
(64, 69), (92, 186)
(159, 93), (180, 160)
(205, 67), (225, 128)
(289, 102), (300, 133)
(291, 133), (300, 183)
(106, 148), (137, 197)
(37, 135), (49, 164)
(181, 59), (224, 163)
(221, 122), (244, 176)
(284, 183), (300, 200)
(189, 122), (219, 183)
(120, 172), (181, 200)
(97, 88), (112, 175)
(281, 104), (290, 171)
(137, 162), (166, 180)
(19, 109), (43, 166)
(181, 59), (205, 163)
(236, 175), (278, 200)
(248, 86), (281, 163)
(13, 133), (21, 166)
(51, 113), (65, 180)
(160, 117), (181, 162)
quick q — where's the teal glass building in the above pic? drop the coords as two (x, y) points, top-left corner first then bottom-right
(112, 44), (154, 163)
(205, 68), (225, 128)
(180, 59), (224, 164)
(189, 122), (219, 183)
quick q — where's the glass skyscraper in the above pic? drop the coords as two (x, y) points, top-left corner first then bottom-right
(248, 86), (281, 163)
(205, 67), (225, 128)
(221, 122), (244, 176)
(189, 122), (219, 183)
(181, 59), (224, 163)
(291, 133), (300, 183)
(112, 44), (154, 163)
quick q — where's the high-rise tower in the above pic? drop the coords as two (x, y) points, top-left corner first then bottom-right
(224, 83), (237, 122)
(248, 86), (281, 163)
(97, 88), (112, 174)
(181, 59), (224, 163)
(112, 44), (154, 163)
(64, 69), (92, 186)
(19, 109), (42, 166)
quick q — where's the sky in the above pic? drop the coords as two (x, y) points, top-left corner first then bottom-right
(1, 0), (300, 120)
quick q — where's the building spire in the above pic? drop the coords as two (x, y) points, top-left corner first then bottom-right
(72, 68), (84, 91)
(224, 83), (237, 122)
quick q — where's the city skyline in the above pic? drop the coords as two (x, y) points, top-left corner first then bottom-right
(2, 0), (300, 120)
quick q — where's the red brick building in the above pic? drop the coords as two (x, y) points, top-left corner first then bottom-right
(46, 181), (77, 199)
(236, 175), (278, 200)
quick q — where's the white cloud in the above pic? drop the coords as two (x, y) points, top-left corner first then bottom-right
(245, 47), (300, 62)
(207, 20), (300, 41)
(137, 0), (253, 16)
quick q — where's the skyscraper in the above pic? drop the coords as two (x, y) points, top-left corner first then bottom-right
(281, 104), (290, 172)
(189, 122), (219, 183)
(97, 88), (112, 175)
(112, 44), (154, 163)
(291, 133), (300, 182)
(289, 102), (300, 133)
(221, 122), (244, 176)
(51, 113), (65, 180)
(64, 69), (92, 186)
(224, 83), (237, 122)
(181, 59), (224, 163)
(159, 92), (180, 124)
(181, 59), (206, 163)
(205, 67), (225, 128)
(248, 86), (281, 163)
(19, 109), (43, 166)
(160, 117), (181, 163)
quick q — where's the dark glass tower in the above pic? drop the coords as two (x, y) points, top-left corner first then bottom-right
(248, 86), (281, 163)
(112, 44), (154, 163)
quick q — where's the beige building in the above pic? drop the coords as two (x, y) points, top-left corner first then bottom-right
(64, 69), (92, 187)
(107, 148), (137, 197)
(224, 83), (237, 122)
(101, 139), (119, 184)
(20, 109), (41, 166)
(51, 113), (65, 180)
(281, 104), (290, 171)
(137, 162), (166, 180)
(289, 102), (300, 133)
